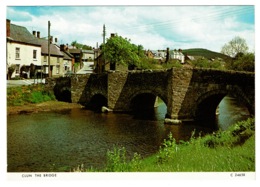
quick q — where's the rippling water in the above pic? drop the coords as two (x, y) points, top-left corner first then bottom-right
(7, 96), (250, 172)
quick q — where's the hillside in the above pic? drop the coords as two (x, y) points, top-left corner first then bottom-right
(182, 48), (231, 60)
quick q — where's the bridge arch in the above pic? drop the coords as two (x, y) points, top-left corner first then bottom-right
(194, 89), (227, 121)
(194, 86), (253, 121)
(85, 93), (108, 111)
(128, 90), (168, 112)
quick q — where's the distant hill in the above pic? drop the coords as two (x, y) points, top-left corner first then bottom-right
(182, 48), (231, 60)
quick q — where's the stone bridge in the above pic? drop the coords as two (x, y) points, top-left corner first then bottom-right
(46, 68), (255, 123)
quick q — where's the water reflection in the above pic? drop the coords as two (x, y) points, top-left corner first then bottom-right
(7, 96), (251, 172)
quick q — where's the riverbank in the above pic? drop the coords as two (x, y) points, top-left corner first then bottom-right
(74, 118), (255, 172)
(7, 100), (84, 115)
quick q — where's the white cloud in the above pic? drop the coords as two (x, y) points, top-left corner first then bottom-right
(7, 6), (255, 52)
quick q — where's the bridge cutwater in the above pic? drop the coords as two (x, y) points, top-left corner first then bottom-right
(45, 68), (254, 124)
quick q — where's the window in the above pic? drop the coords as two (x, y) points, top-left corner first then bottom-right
(44, 55), (47, 62)
(15, 47), (20, 59)
(57, 57), (60, 63)
(33, 50), (37, 59)
(56, 65), (60, 74)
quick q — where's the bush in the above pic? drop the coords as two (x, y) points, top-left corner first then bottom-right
(7, 84), (55, 106)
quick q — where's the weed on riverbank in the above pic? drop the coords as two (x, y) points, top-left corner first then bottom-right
(7, 84), (55, 106)
(74, 118), (255, 172)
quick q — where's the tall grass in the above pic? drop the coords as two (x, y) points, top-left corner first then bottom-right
(7, 84), (56, 106)
(74, 118), (255, 172)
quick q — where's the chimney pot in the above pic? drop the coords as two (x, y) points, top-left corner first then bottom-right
(55, 38), (57, 43)
(37, 31), (40, 38)
(32, 31), (36, 37)
(6, 19), (11, 37)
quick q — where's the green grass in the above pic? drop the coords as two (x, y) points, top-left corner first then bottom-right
(74, 118), (255, 172)
(7, 84), (56, 106)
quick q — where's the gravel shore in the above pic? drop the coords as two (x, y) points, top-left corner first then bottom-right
(7, 101), (84, 115)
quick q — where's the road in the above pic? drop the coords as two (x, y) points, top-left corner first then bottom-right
(7, 79), (45, 87)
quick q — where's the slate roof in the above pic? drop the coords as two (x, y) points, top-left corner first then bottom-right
(8, 23), (63, 57)
(82, 50), (94, 54)
(62, 51), (74, 60)
(36, 39), (64, 57)
(8, 24), (41, 46)
(69, 48), (81, 54)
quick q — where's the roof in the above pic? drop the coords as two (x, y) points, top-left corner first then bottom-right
(8, 23), (63, 57)
(69, 48), (81, 54)
(36, 39), (64, 57)
(170, 51), (184, 56)
(8, 24), (41, 46)
(62, 51), (74, 60)
(82, 50), (94, 54)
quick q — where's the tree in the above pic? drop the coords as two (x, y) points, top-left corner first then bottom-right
(71, 40), (93, 50)
(221, 36), (249, 57)
(71, 40), (78, 48)
(103, 34), (141, 70)
(226, 52), (255, 72)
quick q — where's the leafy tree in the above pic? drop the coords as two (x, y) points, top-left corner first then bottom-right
(221, 36), (249, 57)
(227, 53), (255, 72)
(103, 34), (141, 70)
(71, 40), (93, 50)
(71, 40), (78, 48)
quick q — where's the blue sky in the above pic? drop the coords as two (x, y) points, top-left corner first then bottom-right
(6, 5), (255, 52)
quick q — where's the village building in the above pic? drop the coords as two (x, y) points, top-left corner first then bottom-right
(6, 19), (42, 79)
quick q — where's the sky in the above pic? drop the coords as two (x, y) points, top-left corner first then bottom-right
(6, 4), (255, 53)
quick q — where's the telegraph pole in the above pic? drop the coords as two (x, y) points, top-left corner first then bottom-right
(48, 21), (51, 77)
(102, 24), (106, 72)
(102, 24), (106, 45)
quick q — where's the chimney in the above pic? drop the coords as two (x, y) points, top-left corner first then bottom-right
(32, 31), (36, 37)
(111, 33), (115, 37)
(37, 31), (40, 38)
(6, 19), (11, 37)
(60, 44), (65, 51)
(50, 36), (53, 44)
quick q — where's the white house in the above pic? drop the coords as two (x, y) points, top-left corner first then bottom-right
(82, 50), (94, 62)
(170, 50), (185, 63)
(6, 19), (42, 79)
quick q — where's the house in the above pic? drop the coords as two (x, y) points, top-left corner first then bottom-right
(170, 49), (185, 63)
(6, 19), (42, 79)
(59, 44), (74, 75)
(33, 35), (64, 78)
(69, 48), (82, 71)
(147, 50), (166, 61)
(82, 50), (94, 62)
(146, 50), (155, 59)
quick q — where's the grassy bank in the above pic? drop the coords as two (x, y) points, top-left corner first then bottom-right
(7, 84), (55, 106)
(74, 118), (255, 172)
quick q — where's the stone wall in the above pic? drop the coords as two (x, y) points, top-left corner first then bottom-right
(168, 68), (255, 121)
(46, 68), (255, 122)
(107, 69), (169, 111)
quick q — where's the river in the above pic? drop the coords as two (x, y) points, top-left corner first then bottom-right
(7, 96), (250, 172)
